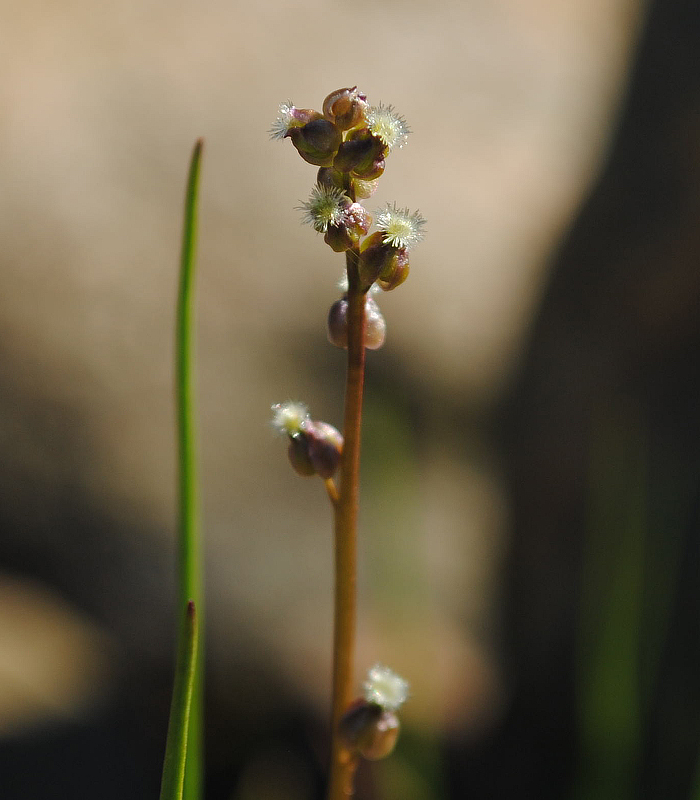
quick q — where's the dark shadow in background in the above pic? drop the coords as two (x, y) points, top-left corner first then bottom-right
(450, 0), (700, 797)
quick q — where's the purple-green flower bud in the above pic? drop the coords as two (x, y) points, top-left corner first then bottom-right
(376, 252), (410, 291)
(303, 420), (343, 478)
(357, 232), (406, 289)
(338, 699), (400, 761)
(333, 128), (386, 179)
(322, 87), (368, 131)
(272, 402), (342, 478)
(316, 167), (346, 192)
(270, 103), (323, 140)
(327, 295), (386, 350)
(288, 118), (342, 167)
(287, 434), (317, 476)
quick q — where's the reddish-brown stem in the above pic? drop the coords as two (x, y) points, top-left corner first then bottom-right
(327, 248), (366, 800)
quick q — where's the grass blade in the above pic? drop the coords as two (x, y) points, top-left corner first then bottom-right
(176, 138), (204, 800)
(160, 601), (199, 800)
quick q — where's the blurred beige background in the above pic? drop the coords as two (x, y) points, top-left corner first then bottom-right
(0, 0), (644, 775)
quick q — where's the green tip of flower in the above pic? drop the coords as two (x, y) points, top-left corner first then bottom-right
(271, 401), (309, 436)
(376, 203), (426, 249)
(366, 104), (410, 150)
(363, 664), (409, 711)
(298, 184), (350, 233)
(269, 101), (295, 140)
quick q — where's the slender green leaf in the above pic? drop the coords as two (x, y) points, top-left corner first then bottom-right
(160, 601), (199, 800)
(176, 139), (204, 800)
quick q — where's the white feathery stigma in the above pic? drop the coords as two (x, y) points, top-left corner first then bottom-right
(363, 664), (409, 711)
(376, 203), (426, 249)
(366, 104), (410, 150)
(271, 401), (309, 436)
(269, 101), (295, 140)
(299, 184), (350, 233)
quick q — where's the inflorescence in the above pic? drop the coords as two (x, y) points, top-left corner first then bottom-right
(271, 87), (425, 298)
(271, 88), (418, 764)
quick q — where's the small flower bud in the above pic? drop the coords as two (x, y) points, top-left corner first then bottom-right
(338, 699), (400, 761)
(327, 295), (386, 350)
(316, 167), (346, 192)
(357, 232), (406, 290)
(327, 298), (348, 347)
(270, 103), (323, 140)
(288, 118), (342, 167)
(333, 128), (386, 179)
(376, 253), (410, 291)
(303, 419), (343, 478)
(322, 87), (368, 131)
(364, 297), (387, 348)
(287, 434), (317, 476)
(272, 402), (342, 478)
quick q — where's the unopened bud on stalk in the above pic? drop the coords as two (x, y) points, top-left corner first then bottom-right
(327, 295), (386, 350)
(269, 103), (323, 140)
(323, 87), (368, 131)
(316, 167), (346, 192)
(338, 699), (400, 760)
(334, 128), (386, 179)
(271, 402), (343, 478)
(288, 118), (342, 167)
(303, 420), (343, 478)
(338, 665), (409, 761)
(358, 232), (410, 291)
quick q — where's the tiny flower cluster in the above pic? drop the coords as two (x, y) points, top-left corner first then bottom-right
(272, 87), (425, 300)
(338, 665), (409, 761)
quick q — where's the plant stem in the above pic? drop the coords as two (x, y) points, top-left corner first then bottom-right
(327, 249), (366, 800)
(176, 138), (204, 800)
